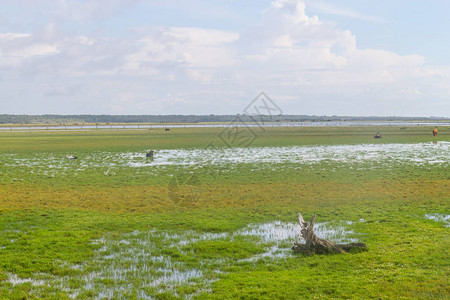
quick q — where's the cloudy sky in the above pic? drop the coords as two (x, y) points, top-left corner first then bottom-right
(0, 0), (449, 116)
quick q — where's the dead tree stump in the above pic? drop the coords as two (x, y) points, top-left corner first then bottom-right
(292, 213), (367, 255)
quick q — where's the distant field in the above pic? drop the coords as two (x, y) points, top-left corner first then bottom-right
(0, 127), (449, 299)
(1, 125), (449, 152)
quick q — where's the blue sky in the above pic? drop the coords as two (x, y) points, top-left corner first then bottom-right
(0, 0), (449, 116)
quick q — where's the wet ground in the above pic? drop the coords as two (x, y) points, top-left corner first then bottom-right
(6, 220), (360, 298)
(1, 142), (448, 177)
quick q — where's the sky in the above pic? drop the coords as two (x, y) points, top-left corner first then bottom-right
(0, 0), (449, 117)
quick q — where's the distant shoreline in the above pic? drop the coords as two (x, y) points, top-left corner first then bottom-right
(0, 114), (448, 126)
(1, 120), (449, 132)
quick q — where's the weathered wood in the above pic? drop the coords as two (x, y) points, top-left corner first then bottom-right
(292, 213), (367, 255)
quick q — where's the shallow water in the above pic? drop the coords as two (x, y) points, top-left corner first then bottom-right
(8, 274), (46, 287)
(425, 214), (450, 227)
(121, 142), (450, 167)
(6, 220), (359, 298)
(237, 221), (357, 244)
(1, 143), (448, 177)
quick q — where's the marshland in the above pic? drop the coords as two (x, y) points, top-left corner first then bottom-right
(0, 126), (448, 299)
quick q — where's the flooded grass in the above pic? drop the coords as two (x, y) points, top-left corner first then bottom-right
(1, 142), (449, 171)
(425, 214), (450, 227)
(3, 220), (359, 298)
(0, 142), (450, 183)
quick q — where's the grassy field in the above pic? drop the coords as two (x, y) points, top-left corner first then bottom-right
(0, 126), (449, 299)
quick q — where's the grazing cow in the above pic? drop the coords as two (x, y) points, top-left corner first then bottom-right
(433, 129), (438, 136)
(146, 150), (154, 158)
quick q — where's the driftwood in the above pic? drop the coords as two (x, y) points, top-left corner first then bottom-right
(292, 213), (367, 255)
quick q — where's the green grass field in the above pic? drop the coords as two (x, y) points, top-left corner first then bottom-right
(0, 126), (449, 299)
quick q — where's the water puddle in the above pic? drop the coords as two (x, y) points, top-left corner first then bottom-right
(237, 220), (357, 244)
(7, 274), (46, 287)
(5, 220), (360, 298)
(425, 214), (450, 227)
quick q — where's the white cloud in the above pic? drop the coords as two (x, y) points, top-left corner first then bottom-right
(232, 0), (425, 90)
(0, 33), (59, 67)
(0, 33), (31, 40)
(0, 0), (141, 22)
(122, 27), (238, 83)
(307, 1), (386, 22)
(0, 0), (448, 116)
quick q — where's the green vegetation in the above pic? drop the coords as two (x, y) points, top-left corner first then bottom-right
(1, 125), (449, 153)
(0, 126), (448, 299)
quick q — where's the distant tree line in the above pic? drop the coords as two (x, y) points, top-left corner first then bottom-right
(0, 114), (447, 125)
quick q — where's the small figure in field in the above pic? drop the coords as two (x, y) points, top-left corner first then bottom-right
(146, 150), (154, 158)
(66, 155), (77, 160)
(374, 132), (382, 138)
(165, 128), (170, 131)
(433, 128), (438, 136)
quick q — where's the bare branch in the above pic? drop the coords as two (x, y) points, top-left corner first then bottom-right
(298, 212), (305, 228)
(310, 215), (316, 230)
